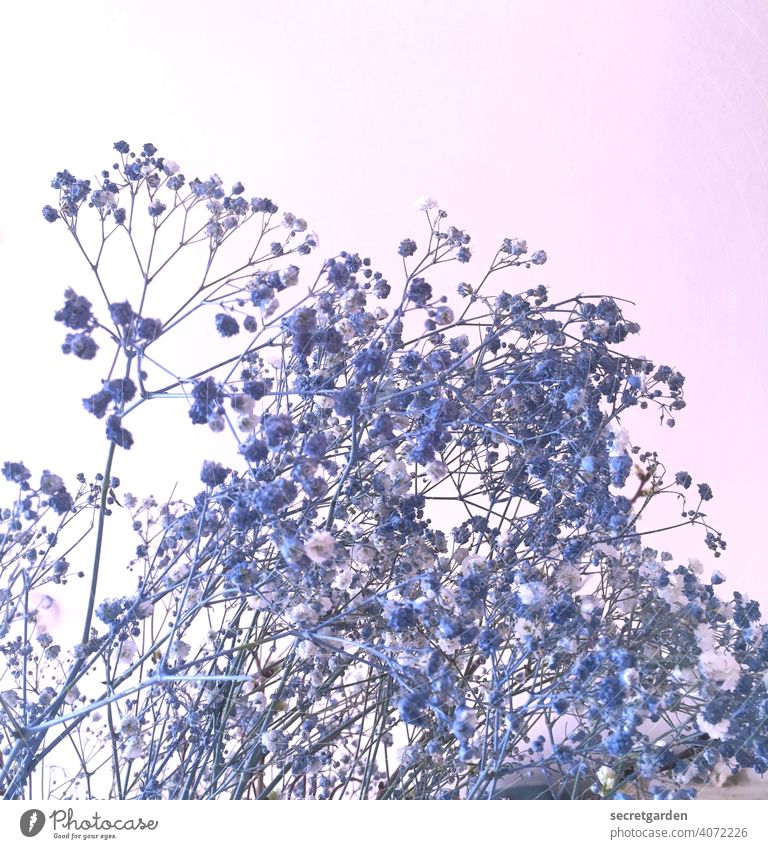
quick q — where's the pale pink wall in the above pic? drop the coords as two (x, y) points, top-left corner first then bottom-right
(1, 0), (766, 595)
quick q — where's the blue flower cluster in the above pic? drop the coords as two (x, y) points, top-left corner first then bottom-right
(0, 141), (761, 802)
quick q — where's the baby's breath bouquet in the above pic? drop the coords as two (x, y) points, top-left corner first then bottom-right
(0, 141), (764, 800)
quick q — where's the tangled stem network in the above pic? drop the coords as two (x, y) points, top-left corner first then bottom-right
(0, 140), (763, 800)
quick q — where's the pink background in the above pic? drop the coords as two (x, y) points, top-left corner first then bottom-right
(1, 0), (766, 598)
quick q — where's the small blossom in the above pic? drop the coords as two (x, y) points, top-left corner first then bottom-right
(518, 582), (548, 608)
(414, 195), (439, 211)
(351, 543), (376, 565)
(262, 729), (289, 753)
(215, 313), (240, 337)
(425, 460), (449, 484)
(596, 765), (616, 793)
(120, 716), (141, 738)
(40, 471), (65, 495)
(208, 414), (226, 432)
(172, 640), (191, 663)
(407, 277), (432, 306)
(118, 639), (138, 663)
(501, 237), (527, 256)
(200, 460), (230, 487)
(304, 530), (336, 563)
(699, 650), (741, 691)
(91, 190), (117, 209)
(620, 667), (640, 688)
(63, 332), (98, 359)
(697, 713), (730, 740)
(1, 690), (19, 709)
(109, 301), (134, 327)
(333, 564), (354, 590)
(106, 415), (134, 450)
